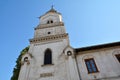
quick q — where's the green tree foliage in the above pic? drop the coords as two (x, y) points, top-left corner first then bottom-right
(11, 46), (29, 80)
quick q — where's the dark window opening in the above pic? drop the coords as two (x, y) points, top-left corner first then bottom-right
(48, 32), (51, 34)
(67, 51), (72, 56)
(24, 57), (28, 62)
(44, 49), (52, 65)
(47, 20), (53, 24)
(115, 54), (120, 63)
(47, 21), (50, 24)
(85, 58), (99, 73)
(51, 20), (53, 23)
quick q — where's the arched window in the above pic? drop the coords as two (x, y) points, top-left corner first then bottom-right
(44, 49), (52, 65)
(47, 20), (53, 24)
(51, 20), (53, 23)
(47, 21), (50, 24)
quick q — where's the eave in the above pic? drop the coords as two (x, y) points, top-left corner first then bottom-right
(75, 41), (120, 53)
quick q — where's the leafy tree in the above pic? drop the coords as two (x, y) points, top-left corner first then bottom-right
(11, 46), (29, 80)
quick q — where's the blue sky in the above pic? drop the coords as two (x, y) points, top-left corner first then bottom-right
(0, 0), (120, 80)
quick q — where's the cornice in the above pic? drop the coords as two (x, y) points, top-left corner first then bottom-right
(75, 41), (120, 53)
(76, 46), (120, 55)
(35, 22), (64, 30)
(75, 41), (120, 55)
(29, 33), (68, 44)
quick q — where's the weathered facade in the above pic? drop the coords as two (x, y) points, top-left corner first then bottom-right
(76, 42), (120, 80)
(18, 8), (120, 80)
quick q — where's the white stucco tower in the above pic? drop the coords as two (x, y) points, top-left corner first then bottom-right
(18, 7), (80, 80)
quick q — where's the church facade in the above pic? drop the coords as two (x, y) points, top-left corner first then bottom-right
(18, 8), (120, 80)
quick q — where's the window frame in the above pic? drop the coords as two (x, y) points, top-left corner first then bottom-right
(44, 49), (52, 65)
(84, 58), (99, 74)
(24, 57), (28, 62)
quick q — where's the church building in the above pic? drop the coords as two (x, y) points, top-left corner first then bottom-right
(18, 7), (120, 80)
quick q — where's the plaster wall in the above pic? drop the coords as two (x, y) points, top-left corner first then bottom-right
(76, 47), (120, 80)
(40, 13), (62, 24)
(27, 39), (69, 80)
(34, 26), (66, 38)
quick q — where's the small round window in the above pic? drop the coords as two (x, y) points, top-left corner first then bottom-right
(24, 57), (28, 62)
(67, 51), (72, 56)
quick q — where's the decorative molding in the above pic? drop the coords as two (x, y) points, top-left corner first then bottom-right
(35, 22), (64, 30)
(21, 61), (24, 65)
(27, 61), (30, 65)
(67, 51), (72, 56)
(29, 33), (68, 44)
(40, 73), (53, 77)
(77, 46), (120, 55)
(29, 53), (33, 58)
(75, 41), (120, 53)
(34, 39), (63, 46)
(20, 60), (30, 65)
(92, 76), (120, 80)
(41, 64), (54, 67)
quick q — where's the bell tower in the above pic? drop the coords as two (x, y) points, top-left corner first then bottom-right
(18, 7), (80, 80)
(34, 7), (66, 39)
